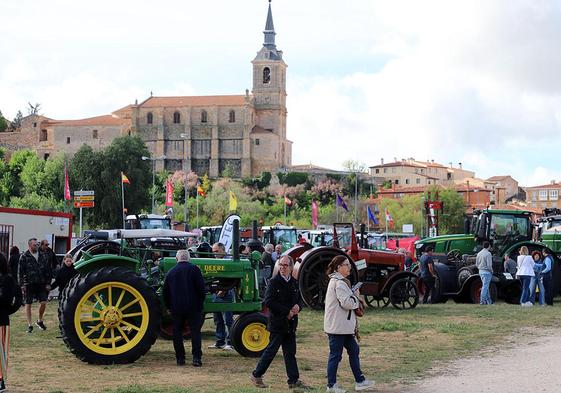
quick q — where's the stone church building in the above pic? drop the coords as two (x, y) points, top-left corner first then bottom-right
(0, 2), (291, 178)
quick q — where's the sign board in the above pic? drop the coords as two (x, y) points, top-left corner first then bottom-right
(354, 259), (367, 271)
(74, 195), (95, 201)
(74, 190), (95, 196)
(218, 214), (241, 254)
(402, 224), (414, 233)
(74, 201), (95, 208)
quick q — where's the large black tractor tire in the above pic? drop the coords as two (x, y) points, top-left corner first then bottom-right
(364, 294), (390, 308)
(298, 248), (358, 310)
(389, 277), (419, 310)
(230, 312), (269, 357)
(469, 279), (497, 304)
(59, 266), (161, 364)
(72, 241), (129, 262)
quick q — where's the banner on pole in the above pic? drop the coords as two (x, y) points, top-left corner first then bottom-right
(165, 180), (174, 207)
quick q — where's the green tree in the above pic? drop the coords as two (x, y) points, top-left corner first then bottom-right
(0, 111), (8, 132)
(10, 111), (23, 130)
(71, 136), (152, 228)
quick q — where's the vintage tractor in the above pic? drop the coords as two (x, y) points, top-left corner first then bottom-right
(415, 209), (560, 303)
(281, 223), (419, 310)
(262, 224), (298, 252)
(58, 223), (269, 364)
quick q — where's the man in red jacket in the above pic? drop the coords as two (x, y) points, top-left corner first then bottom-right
(163, 249), (206, 367)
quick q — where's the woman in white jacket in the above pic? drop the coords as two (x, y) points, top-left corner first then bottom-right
(323, 255), (374, 393)
(517, 246), (535, 306)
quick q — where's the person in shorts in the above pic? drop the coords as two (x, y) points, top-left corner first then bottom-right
(18, 238), (52, 333)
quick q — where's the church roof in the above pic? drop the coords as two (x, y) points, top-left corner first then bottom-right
(251, 125), (273, 134)
(45, 115), (130, 126)
(138, 95), (246, 108)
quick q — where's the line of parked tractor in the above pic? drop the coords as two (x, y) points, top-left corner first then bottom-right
(55, 208), (561, 365)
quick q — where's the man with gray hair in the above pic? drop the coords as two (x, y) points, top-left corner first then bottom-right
(163, 248), (206, 367)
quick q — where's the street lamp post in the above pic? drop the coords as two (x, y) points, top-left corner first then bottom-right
(180, 133), (189, 231)
(142, 155), (166, 214)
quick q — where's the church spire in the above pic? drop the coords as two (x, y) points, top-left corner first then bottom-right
(263, 0), (276, 49)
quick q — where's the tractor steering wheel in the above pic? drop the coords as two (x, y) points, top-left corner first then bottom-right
(446, 249), (461, 263)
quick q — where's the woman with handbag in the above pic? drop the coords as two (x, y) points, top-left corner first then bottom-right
(324, 255), (374, 393)
(0, 252), (22, 392)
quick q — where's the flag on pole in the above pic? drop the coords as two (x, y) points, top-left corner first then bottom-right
(311, 200), (318, 228)
(385, 207), (394, 228)
(367, 205), (379, 225)
(229, 191), (237, 211)
(165, 180), (174, 207)
(284, 195), (292, 206)
(64, 162), (71, 200)
(336, 194), (349, 212)
(197, 185), (206, 197)
(122, 173), (130, 184)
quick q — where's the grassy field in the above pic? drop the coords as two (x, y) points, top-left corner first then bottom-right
(7, 301), (561, 393)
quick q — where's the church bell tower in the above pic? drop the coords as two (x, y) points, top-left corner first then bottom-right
(252, 0), (287, 140)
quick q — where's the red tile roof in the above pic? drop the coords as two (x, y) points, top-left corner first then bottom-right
(45, 115), (130, 127)
(138, 95), (246, 108)
(525, 183), (561, 189)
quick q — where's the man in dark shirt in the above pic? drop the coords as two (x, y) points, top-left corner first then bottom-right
(503, 255), (517, 276)
(419, 247), (436, 304)
(163, 249), (206, 367)
(18, 238), (52, 333)
(250, 255), (310, 390)
(39, 239), (58, 272)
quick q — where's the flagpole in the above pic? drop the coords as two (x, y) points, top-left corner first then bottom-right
(196, 193), (200, 229)
(121, 172), (125, 229)
(284, 197), (287, 225)
(385, 209), (388, 247)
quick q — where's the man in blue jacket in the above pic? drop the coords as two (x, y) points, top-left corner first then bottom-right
(163, 249), (206, 367)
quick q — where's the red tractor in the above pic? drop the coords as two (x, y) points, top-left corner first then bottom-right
(281, 223), (419, 310)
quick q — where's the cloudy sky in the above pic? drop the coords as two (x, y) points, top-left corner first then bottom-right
(1, 0), (561, 186)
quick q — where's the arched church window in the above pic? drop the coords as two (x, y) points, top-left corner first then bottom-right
(263, 67), (271, 84)
(201, 110), (208, 123)
(229, 110), (235, 123)
(147, 112), (153, 124)
(173, 111), (181, 124)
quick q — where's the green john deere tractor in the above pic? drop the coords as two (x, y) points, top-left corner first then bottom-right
(415, 209), (560, 303)
(58, 222), (269, 364)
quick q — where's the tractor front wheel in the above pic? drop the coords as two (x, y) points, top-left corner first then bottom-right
(389, 277), (419, 309)
(59, 266), (160, 364)
(230, 312), (269, 357)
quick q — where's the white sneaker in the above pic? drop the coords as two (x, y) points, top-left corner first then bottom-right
(208, 343), (225, 349)
(222, 344), (234, 351)
(355, 378), (375, 391)
(326, 384), (347, 393)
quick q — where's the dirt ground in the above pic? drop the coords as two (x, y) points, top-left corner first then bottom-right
(403, 328), (561, 393)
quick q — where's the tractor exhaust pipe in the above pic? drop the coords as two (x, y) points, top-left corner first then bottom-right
(247, 219), (264, 253)
(360, 223), (366, 248)
(233, 219), (240, 260)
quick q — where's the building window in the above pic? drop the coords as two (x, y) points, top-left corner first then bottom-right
(43, 153), (50, 160)
(550, 190), (559, 200)
(201, 110), (208, 123)
(447, 173), (452, 180)
(147, 112), (153, 124)
(33, 122), (37, 128)
(539, 190), (548, 201)
(263, 67), (271, 84)
(405, 179), (410, 184)
(92, 129), (98, 139)
(383, 168), (387, 174)
(255, 139), (260, 145)
(39, 129), (47, 141)
(66, 137), (71, 144)
(395, 179), (399, 185)
(416, 178), (420, 184)
(173, 111), (181, 124)
(229, 110), (235, 123)
(375, 169), (379, 174)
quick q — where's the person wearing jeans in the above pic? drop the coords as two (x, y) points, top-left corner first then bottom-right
(541, 248), (554, 306)
(209, 289), (234, 350)
(476, 241), (493, 304)
(323, 255), (374, 392)
(528, 251), (544, 305)
(516, 246), (535, 306)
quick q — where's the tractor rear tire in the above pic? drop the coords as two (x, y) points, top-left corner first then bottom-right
(298, 248), (358, 310)
(231, 312), (270, 357)
(364, 294), (390, 308)
(59, 266), (160, 364)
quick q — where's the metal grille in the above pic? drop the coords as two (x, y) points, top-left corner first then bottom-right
(0, 224), (14, 256)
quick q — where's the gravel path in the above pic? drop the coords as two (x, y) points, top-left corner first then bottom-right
(402, 329), (561, 393)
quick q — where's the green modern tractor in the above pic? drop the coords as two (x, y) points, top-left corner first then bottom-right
(58, 223), (269, 364)
(415, 209), (559, 303)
